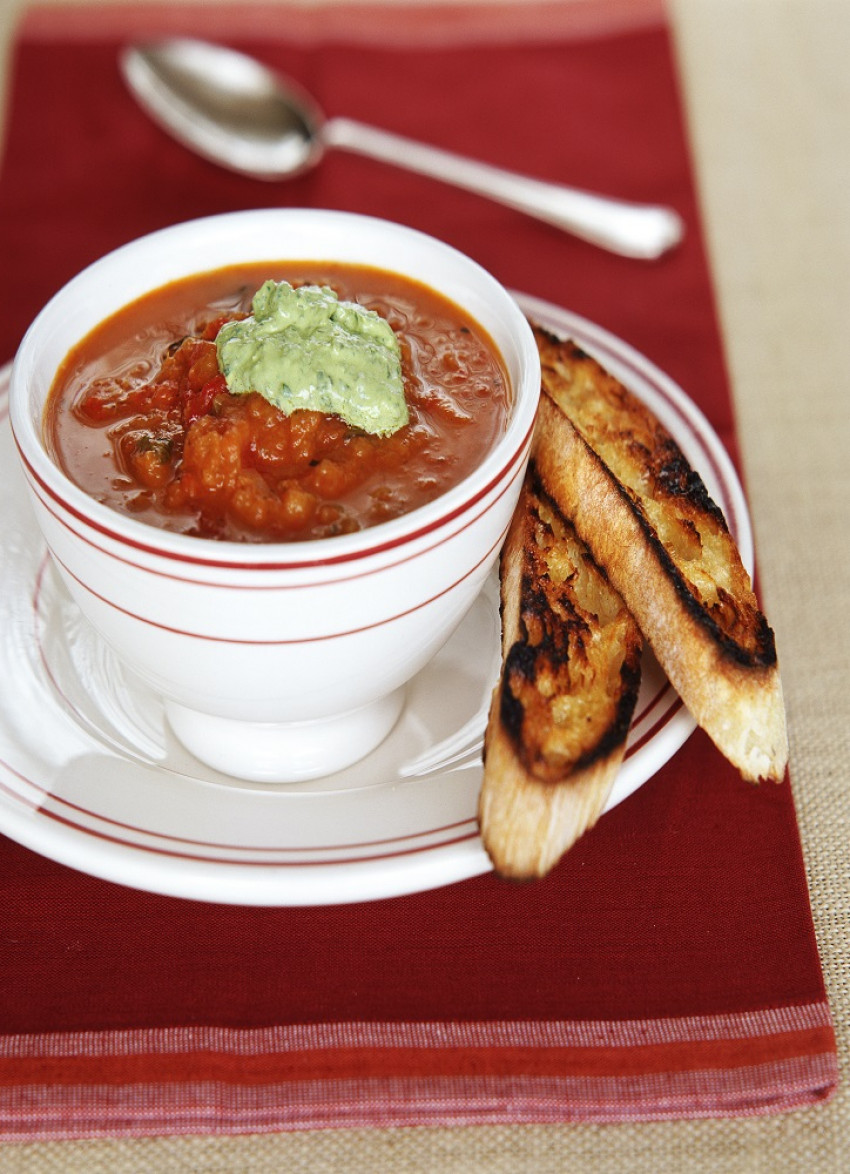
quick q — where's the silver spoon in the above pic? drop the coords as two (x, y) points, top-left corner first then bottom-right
(120, 38), (684, 260)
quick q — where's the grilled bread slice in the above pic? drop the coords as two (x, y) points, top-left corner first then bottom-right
(479, 467), (643, 879)
(531, 327), (788, 782)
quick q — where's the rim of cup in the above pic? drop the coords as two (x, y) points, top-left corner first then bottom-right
(10, 208), (541, 574)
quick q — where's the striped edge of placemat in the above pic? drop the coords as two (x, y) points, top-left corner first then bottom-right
(0, 1002), (837, 1140)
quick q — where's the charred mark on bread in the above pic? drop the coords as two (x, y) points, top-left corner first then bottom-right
(572, 428), (778, 672)
(490, 464), (642, 786)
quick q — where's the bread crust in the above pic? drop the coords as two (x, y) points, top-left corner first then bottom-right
(531, 327), (788, 782)
(479, 468), (642, 878)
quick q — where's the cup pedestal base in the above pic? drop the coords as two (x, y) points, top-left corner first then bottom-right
(165, 689), (405, 783)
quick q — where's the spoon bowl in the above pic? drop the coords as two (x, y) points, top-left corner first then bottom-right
(121, 38), (685, 259)
(122, 38), (324, 178)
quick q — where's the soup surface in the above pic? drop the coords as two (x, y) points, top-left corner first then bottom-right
(46, 263), (510, 542)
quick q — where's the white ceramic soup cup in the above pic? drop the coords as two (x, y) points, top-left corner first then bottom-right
(11, 209), (540, 782)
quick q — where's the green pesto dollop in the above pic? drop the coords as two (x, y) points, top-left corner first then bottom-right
(215, 280), (408, 436)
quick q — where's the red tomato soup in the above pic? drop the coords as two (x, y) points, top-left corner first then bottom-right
(45, 263), (510, 542)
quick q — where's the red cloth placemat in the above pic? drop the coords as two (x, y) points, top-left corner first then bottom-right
(0, 0), (837, 1139)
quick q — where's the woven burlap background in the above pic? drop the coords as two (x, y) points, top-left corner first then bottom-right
(0, 0), (846, 1169)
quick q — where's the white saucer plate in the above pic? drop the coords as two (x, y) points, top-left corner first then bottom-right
(0, 296), (752, 905)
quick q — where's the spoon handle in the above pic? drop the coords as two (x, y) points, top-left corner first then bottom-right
(324, 117), (684, 260)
